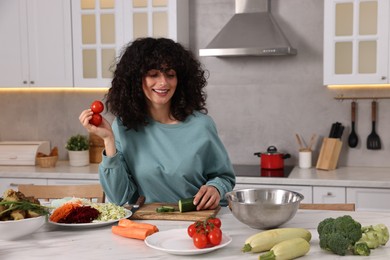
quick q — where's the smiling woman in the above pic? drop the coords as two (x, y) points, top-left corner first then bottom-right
(78, 37), (235, 209)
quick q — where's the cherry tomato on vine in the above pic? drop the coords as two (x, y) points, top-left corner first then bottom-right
(90, 113), (102, 126)
(207, 227), (222, 246)
(207, 217), (222, 228)
(193, 233), (208, 249)
(90, 100), (104, 113)
(187, 223), (197, 238)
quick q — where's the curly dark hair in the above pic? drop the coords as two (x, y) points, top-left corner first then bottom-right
(106, 37), (208, 130)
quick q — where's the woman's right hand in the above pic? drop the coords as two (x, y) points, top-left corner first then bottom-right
(79, 109), (117, 156)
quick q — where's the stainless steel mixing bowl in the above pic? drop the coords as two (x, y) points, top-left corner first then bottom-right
(225, 188), (304, 229)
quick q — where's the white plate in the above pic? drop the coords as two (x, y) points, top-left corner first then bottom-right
(144, 228), (232, 255)
(48, 209), (132, 228)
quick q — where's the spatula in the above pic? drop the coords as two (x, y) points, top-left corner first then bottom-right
(366, 100), (381, 150)
(348, 101), (358, 148)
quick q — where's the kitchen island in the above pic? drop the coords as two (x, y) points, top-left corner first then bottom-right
(2, 162), (390, 211)
(1, 207), (390, 259)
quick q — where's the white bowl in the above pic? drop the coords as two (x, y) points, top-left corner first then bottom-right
(0, 215), (46, 240)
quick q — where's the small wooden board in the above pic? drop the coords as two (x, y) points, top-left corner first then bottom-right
(127, 203), (221, 222)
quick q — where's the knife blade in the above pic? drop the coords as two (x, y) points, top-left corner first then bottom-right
(129, 195), (145, 216)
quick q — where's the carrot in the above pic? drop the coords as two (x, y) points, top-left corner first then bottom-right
(49, 203), (80, 223)
(118, 219), (159, 233)
(112, 226), (154, 240)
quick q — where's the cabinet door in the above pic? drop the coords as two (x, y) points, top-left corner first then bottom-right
(0, 0), (73, 87)
(347, 187), (390, 211)
(0, 178), (47, 195)
(27, 0), (73, 87)
(313, 186), (346, 203)
(234, 184), (312, 203)
(0, 0), (27, 87)
(71, 0), (188, 87)
(323, 0), (389, 85)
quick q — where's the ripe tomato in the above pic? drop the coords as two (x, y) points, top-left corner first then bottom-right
(90, 100), (104, 113)
(193, 233), (208, 249)
(187, 223), (197, 238)
(90, 113), (102, 126)
(207, 227), (222, 246)
(207, 217), (222, 228)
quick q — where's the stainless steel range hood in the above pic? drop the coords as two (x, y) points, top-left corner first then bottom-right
(199, 0), (297, 57)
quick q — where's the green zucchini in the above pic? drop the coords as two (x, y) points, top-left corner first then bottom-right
(178, 197), (197, 213)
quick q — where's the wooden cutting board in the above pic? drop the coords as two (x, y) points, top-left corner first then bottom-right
(128, 203), (221, 222)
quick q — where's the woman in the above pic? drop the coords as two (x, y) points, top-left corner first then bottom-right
(79, 37), (235, 210)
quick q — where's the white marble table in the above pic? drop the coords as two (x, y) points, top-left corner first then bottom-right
(1, 207), (390, 259)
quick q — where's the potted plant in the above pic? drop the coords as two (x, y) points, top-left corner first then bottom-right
(66, 134), (90, 166)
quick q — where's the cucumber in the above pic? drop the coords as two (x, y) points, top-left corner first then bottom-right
(155, 206), (175, 213)
(178, 197), (197, 212)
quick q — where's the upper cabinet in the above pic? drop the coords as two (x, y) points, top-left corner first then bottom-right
(0, 0), (73, 87)
(71, 0), (189, 87)
(0, 0), (188, 88)
(323, 0), (389, 85)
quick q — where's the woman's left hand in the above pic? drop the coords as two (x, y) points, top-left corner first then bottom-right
(193, 185), (220, 210)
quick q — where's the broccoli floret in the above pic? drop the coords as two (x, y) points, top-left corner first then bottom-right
(317, 215), (363, 256)
(358, 224), (389, 249)
(352, 242), (371, 256)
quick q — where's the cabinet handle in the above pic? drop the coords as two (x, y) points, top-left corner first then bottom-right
(30, 81), (35, 84)
(326, 192), (333, 196)
(23, 81), (27, 84)
(381, 76), (386, 80)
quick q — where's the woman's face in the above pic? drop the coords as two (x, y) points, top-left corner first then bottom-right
(142, 69), (177, 109)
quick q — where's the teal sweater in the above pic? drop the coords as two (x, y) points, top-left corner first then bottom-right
(99, 112), (236, 206)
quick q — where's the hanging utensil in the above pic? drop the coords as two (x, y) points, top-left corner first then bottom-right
(366, 100), (381, 150)
(348, 101), (358, 148)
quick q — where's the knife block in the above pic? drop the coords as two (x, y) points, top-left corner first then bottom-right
(316, 138), (342, 170)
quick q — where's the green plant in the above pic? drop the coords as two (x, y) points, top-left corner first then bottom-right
(65, 134), (89, 151)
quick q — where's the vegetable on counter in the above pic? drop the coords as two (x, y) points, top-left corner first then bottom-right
(358, 224), (389, 249)
(317, 215), (389, 256)
(242, 228), (312, 253)
(112, 219), (159, 240)
(178, 197), (197, 212)
(155, 205), (175, 213)
(259, 237), (310, 260)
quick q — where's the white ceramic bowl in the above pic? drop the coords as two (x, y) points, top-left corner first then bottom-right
(0, 215), (46, 240)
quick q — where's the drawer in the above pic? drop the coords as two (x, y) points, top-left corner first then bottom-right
(0, 177), (47, 195)
(313, 186), (345, 203)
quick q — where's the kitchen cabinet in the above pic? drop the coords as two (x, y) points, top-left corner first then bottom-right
(234, 183), (313, 203)
(71, 0), (189, 87)
(347, 187), (390, 211)
(313, 186), (346, 203)
(323, 0), (390, 85)
(0, 0), (73, 87)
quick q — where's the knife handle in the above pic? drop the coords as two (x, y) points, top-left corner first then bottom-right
(134, 195), (145, 208)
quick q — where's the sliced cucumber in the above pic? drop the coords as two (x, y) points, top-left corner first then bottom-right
(178, 197), (197, 213)
(156, 206), (175, 213)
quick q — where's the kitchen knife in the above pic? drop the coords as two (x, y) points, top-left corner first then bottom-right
(129, 195), (145, 217)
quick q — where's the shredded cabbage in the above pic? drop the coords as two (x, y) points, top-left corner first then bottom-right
(92, 203), (127, 221)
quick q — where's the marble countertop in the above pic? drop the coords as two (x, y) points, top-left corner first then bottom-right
(234, 165), (390, 188)
(2, 207), (390, 259)
(1, 162), (390, 188)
